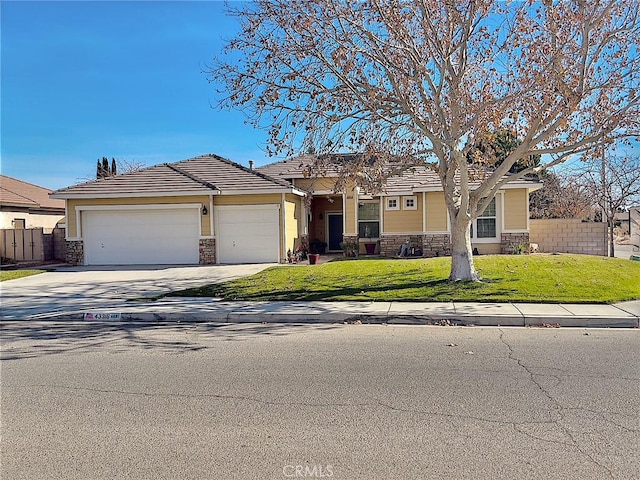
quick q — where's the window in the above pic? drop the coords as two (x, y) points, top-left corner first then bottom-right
(472, 198), (497, 239)
(403, 196), (417, 210)
(385, 197), (399, 211)
(358, 201), (380, 238)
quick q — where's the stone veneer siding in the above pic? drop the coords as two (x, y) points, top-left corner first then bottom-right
(379, 235), (422, 257)
(342, 235), (359, 256)
(379, 234), (452, 257)
(66, 240), (84, 266)
(422, 234), (451, 257)
(199, 238), (216, 264)
(501, 233), (530, 254)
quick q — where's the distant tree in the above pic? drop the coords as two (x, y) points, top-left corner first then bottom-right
(210, 0), (639, 281)
(93, 157), (145, 180)
(102, 157), (109, 177)
(115, 158), (146, 175)
(467, 130), (541, 174)
(529, 171), (594, 220)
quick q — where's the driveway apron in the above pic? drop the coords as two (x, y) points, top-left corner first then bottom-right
(0, 264), (271, 320)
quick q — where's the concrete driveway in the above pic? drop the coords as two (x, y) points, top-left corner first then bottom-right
(0, 264), (272, 320)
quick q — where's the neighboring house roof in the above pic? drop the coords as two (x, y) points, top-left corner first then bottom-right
(258, 155), (542, 195)
(0, 175), (65, 211)
(51, 154), (305, 199)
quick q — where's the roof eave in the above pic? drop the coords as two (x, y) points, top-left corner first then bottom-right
(50, 190), (221, 200)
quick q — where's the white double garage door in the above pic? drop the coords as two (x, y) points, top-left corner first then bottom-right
(82, 205), (280, 265)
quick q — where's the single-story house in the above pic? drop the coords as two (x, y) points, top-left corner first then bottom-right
(51, 154), (307, 265)
(51, 153), (542, 266)
(1, 175), (65, 232)
(258, 154), (542, 257)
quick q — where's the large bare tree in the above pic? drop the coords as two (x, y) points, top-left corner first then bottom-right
(579, 153), (640, 257)
(529, 170), (594, 220)
(210, 0), (639, 281)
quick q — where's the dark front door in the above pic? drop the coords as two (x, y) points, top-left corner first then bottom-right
(327, 214), (343, 251)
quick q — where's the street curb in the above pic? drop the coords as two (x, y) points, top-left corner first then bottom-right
(10, 309), (639, 328)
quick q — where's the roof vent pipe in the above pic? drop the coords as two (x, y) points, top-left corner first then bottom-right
(249, 160), (254, 170)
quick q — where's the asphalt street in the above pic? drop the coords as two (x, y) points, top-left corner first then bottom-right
(1, 322), (638, 480)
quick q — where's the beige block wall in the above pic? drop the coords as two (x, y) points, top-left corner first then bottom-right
(425, 192), (448, 232)
(503, 189), (528, 231)
(530, 219), (606, 256)
(631, 207), (640, 253)
(383, 195), (423, 233)
(66, 195), (212, 238)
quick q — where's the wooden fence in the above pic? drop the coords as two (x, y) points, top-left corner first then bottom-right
(1, 227), (67, 262)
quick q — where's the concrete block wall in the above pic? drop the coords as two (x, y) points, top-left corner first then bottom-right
(53, 227), (67, 261)
(529, 219), (606, 256)
(43, 233), (54, 261)
(631, 207), (640, 253)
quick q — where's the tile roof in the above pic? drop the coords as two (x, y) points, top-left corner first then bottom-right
(0, 175), (65, 211)
(257, 154), (345, 179)
(259, 156), (542, 195)
(51, 154), (302, 198)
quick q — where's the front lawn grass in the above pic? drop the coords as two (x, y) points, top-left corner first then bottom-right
(168, 254), (640, 303)
(0, 269), (45, 282)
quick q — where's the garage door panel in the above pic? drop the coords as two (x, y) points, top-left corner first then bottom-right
(216, 206), (280, 264)
(83, 208), (199, 265)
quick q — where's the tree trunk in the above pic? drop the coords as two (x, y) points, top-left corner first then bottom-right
(449, 213), (480, 282)
(608, 215), (615, 257)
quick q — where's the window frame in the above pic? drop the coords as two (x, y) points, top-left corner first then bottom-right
(471, 197), (499, 242)
(358, 200), (380, 239)
(385, 196), (400, 211)
(403, 195), (417, 210)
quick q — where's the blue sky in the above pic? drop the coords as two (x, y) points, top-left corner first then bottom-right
(1, 1), (272, 190)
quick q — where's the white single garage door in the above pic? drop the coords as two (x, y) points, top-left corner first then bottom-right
(216, 205), (280, 264)
(83, 207), (200, 265)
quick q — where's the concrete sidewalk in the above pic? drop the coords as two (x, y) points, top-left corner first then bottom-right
(25, 298), (640, 328)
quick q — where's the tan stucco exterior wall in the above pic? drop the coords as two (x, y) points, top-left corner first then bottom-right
(471, 243), (501, 254)
(284, 194), (302, 254)
(344, 185), (357, 236)
(383, 195), (423, 233)
(214, 194), (283, 206)
(503, 189), (528, 231)
(425, 192), (448, 232)
(0, 211), (64, 233)
(66, 195), (211, 238)
(294, 177), (338, 193)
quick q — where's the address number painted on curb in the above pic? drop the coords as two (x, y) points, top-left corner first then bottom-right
(84, 313), (122, 320)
